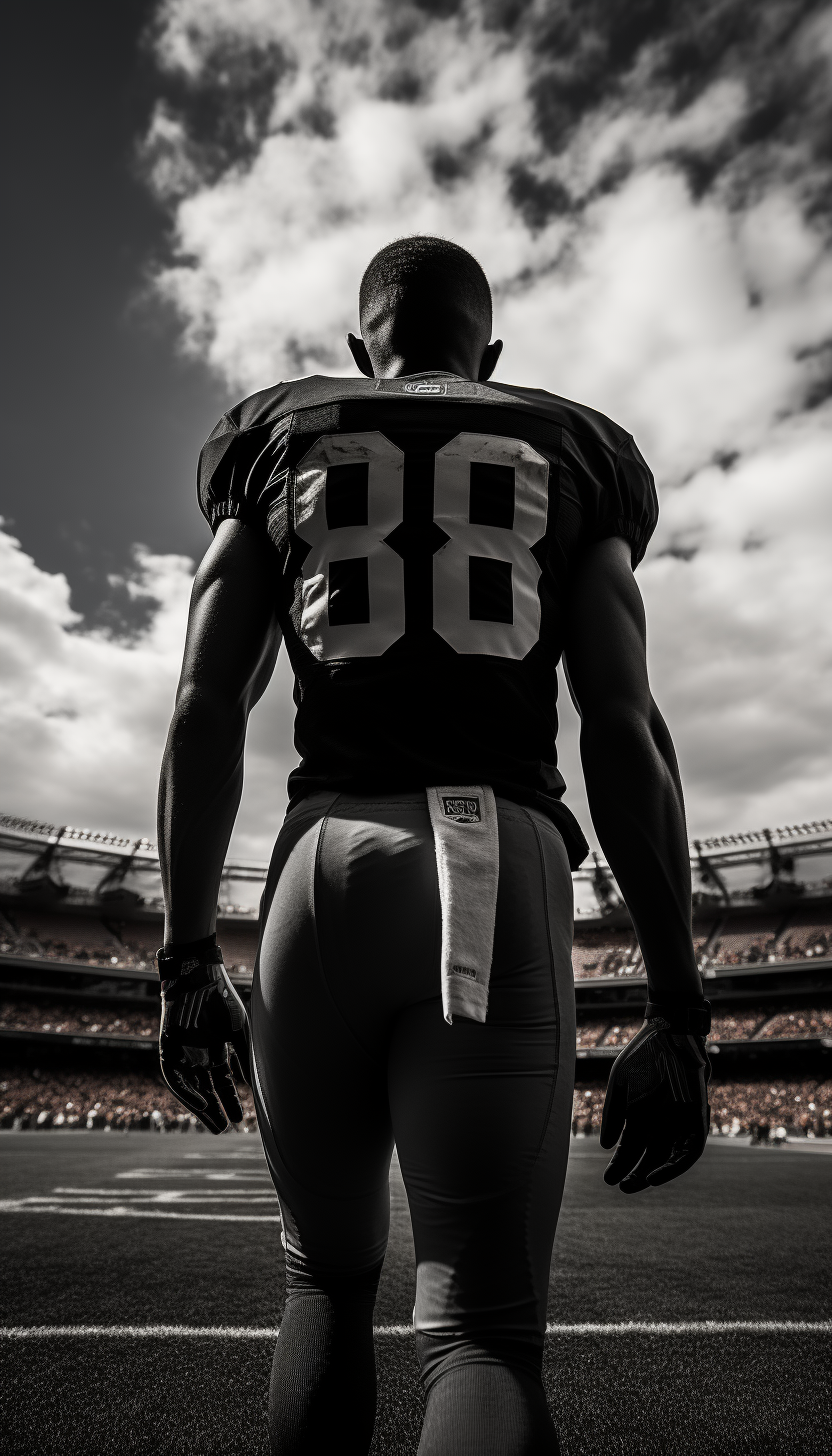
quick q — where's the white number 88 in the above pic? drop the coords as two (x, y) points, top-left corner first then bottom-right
(294, 430), (548, 661)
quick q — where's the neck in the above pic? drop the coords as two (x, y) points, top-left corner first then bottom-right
(372, 345), (480, 381)
(375, 358), (475, 381)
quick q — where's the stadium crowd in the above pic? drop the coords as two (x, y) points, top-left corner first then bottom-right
(0, 1065), (256, 1131)
(698, 927), (831, 970)
(0, 917), (153, 971)
(757, 1008), (832, 1037)
(0, 924), (255, 977)
(576, 1009), (832, 1048)
(2, 912), (829, 982)
(0, 998), (157, 1038)
(571, 1077), (832, 1139)
(705, 1007), (832, 1040)
(3, 1062), (829, 1141)
(2, 901), (830, 1144)
(571, 921), (832, 979)
(3, 998), (830, 1048)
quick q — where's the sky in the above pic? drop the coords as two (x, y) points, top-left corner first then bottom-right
(1, 0), (831, 862)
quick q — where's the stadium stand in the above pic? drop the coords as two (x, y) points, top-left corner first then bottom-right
(1, 813), (831, 1139)
(571, 1076), (832, 1138)
(0, 1064), (257, 1131)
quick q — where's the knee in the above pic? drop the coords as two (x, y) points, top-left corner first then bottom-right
(415, 1331), (544, 1393)
(284, 1246), (384, 1310)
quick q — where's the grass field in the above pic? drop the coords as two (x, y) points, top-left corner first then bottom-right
(1, 1131), (830, 1455)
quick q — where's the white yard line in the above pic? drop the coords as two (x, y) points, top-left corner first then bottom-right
(42, 1189), (276, 1201)
(0, 1203), (279, 1222)
(0, 1182), (280, 1218)
(0, 1321), (829, 1339)
(115, 1170), (271, 1180)
(543, 1320), (832, 1335)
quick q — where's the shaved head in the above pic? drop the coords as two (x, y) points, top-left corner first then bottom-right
(351, 236), (499, 381)
(359, 236), (492, 333)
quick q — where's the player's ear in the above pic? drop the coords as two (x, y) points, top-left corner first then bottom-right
(347, 333), (374, 378)
(478, 339), (503, 381)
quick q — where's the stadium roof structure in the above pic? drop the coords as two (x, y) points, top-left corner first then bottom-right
(0, 811), (831, 927)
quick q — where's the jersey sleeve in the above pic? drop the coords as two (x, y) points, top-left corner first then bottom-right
(610, 436), (658, 565)
(562, 429), (659, 567)
(198, 414), (278, 534)
(197, 415), (246, 532)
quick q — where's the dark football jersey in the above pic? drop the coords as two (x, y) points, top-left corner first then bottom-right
(198, 372), (659, 869)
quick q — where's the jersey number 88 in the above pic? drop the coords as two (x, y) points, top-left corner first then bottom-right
(294, 431), (549, 661)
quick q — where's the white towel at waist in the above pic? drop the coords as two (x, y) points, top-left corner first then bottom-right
(426, 786), (499, 1025)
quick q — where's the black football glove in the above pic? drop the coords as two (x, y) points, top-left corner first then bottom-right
(600, 1001), (711, 1194)
(156, 936), (251, 1135)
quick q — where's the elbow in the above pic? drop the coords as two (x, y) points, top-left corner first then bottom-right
(580, 696), (652, 750)
(170, 679), (247, 732)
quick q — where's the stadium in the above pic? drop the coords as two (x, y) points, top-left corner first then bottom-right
(3, 809), (831, 1454)
(5, 2), (832, 1447)
(3, 810), (831, 1141)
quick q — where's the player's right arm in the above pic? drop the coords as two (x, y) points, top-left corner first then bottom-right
(563, 535), (710, 1192)
(155, 519), (281, 1133)
(159, 519), (281, 941)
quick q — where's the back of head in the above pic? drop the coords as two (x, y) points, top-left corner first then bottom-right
(359, 236), (492, 373)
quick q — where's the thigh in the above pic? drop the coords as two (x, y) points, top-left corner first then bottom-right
(391, 805), (575, 1340)
(251, 800), (393, 1273)
(251, 794), (443, 1275)
(314, 796), (442, 1047)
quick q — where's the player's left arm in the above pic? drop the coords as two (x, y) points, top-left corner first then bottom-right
(563, 536), (710, 1192)
(156, 519), (281, 1132)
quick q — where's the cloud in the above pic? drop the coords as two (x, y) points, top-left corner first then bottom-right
(0, 526), (295, 860)
(643, 409), (832, 827)
(133, 0), (832, 841)
(556, 404), (832, 836)
(4, 0), (824, 849)
(139, 0), (832, 845)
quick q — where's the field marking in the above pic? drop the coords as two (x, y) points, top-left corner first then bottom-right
(1, 1321), (829, 1340)
(544, 1320), (832, 1335)
(0, 1197), (277, 1208)
(115, 1169), (271, 1180)
(0, 1202), (279, 1223)
(183, 1151), (265, 1158)
(50, 1188), (276, 1201)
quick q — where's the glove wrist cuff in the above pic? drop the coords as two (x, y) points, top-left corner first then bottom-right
(645, 1000), (711, 1035)
(156, 934), (224, 982)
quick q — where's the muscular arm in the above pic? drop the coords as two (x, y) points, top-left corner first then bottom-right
(158, 520), (282, 943)
(563, 536), (703, 1006)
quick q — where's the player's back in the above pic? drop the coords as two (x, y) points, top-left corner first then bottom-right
(198, 372), (658, 868)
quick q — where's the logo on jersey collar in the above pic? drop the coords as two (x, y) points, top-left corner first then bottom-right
(404, 380), (448, 395)
(442, 796), (481, 823)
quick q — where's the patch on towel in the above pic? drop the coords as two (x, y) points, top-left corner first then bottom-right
(442, 796), (481, 823)
(451, 964), (478, 979)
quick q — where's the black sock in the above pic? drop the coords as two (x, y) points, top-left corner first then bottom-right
(268, 1273), (380, 1455)
(417, 1361), (560, 1456)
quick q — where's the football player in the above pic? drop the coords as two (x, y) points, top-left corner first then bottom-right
(157, 237), (710, 1455)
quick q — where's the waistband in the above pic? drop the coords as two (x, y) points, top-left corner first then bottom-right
(283, 789), (566, 837)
